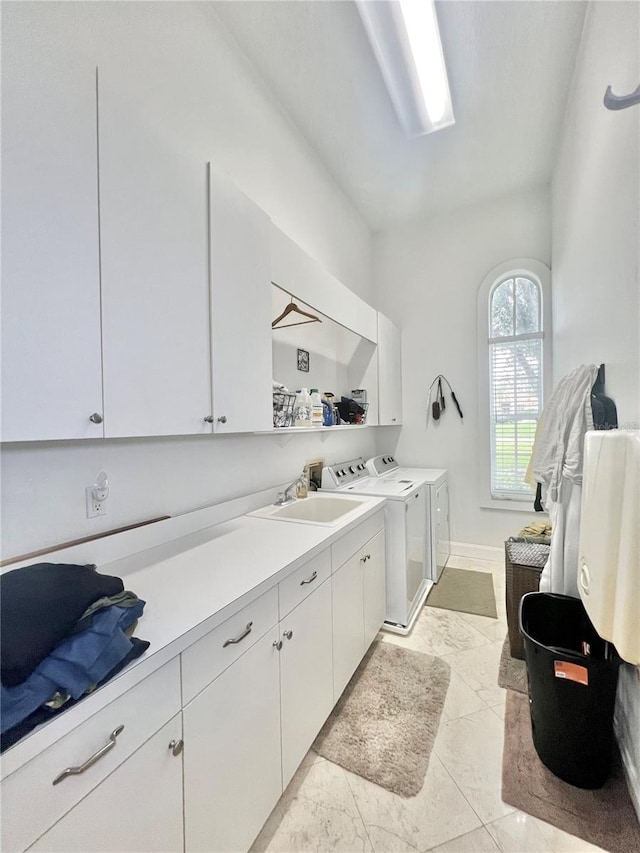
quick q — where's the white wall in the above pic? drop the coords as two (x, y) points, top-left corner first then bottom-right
(552, 2), (639, 427)
(373, 187), (551, 549)
(0, 1), (374, 560)
(551, 0), (640, 818)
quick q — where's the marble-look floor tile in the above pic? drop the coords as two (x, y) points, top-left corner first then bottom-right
(250, 758), (372, 853)
(486, 811), (607, 852)
(446, 557), (502, 575)
(441, 641), (504, 692)
(441, 672), (487, 721)
(413, 606), (491, 658)
(434, 708), (514, 825)
(458, 611), (508, 644)
(491, 704), (506, 722)
(366, 825), (424, 853)
(430, 826), (501, 853)
(345, 753), (482, 852)
(477, 687), (506, 709)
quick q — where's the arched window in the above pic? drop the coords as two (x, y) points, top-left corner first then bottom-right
(489, 276), (542, 497)
(477, 260), (551, 507)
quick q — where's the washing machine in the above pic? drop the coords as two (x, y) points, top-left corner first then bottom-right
(366, 455), (450, 583)
(321, 458), (431, 633)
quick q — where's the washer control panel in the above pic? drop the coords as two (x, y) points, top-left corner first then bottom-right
(366, 455), (399, 477)
(321, 458), (370, 489)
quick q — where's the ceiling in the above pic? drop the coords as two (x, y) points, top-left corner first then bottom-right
(213, 0), (587, 231)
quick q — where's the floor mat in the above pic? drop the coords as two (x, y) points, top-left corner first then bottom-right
(426, 567), (498, 618)
(502, 690), (640, 853)
(313, 642), (450, 797)
(498, 635), (528, 694)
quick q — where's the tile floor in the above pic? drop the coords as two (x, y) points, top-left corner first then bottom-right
(250, 556), (607, 853)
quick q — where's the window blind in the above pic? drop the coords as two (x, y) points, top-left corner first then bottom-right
(490, 337), (542, 496)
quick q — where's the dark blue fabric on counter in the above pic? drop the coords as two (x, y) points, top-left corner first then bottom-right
(1, 563), (124, 687)
(0, 638), (150, 753)
(0, 600), (145, 734)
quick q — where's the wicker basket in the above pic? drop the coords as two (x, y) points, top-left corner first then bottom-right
(505, 537), (550, 660)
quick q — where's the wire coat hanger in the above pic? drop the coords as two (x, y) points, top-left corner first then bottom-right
(271, 295), (322, 329)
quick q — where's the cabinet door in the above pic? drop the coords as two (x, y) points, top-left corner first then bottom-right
(28, 715), (184, 853)
(209, 169), (272, 433)
(377, 312), (403, 426)
(98, 67), (212, 438)
(363, 531), (386, 648)
(435, 480), (451, 578)
(1, 7), (103, 441)
(183, 627), (282, 853)
(280, 579), (333, 787)
(331, 551), (365, 701)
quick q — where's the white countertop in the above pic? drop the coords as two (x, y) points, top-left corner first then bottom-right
(1, 491), (385, 778)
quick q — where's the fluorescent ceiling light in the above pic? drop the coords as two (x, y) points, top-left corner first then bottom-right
(356, 0), (455, 138)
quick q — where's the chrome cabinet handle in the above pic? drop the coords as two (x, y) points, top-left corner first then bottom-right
(52, 725), (124, 785)
(283, 629), (293, 640)
(89, 412), (103, 424)
(217, 415), (227, 424)
(300, 570), (318, 586)
(360, 554), (370, 563)
(223, 621), (253, 648)
(168, 739), (184, 757)
(273, 639), (283, 651)
(204, 415), (214, 423)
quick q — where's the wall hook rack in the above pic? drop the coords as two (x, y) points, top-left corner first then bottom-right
(603, 83), (640, 111)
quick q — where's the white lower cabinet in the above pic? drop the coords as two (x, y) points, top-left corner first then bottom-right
(29, 715), (184, 853)
(332, 524), (386, 700)
(183, 626), (282, 853)
(279, 577), (333, 788)
(5, 518), (386, 853)
(332, 550), (366, 700)
(363, 530), (386, 648)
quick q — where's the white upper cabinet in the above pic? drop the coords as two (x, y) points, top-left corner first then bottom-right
(98, 67), (212, 438)
(1, 9), (104, 441)
(208, 169), (273, 433)
(377, 312), (403, 425)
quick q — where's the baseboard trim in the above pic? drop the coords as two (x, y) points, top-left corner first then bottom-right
(449, 541), (503, 563)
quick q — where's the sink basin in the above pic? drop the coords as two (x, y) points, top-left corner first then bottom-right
(249, 495), (365, 525)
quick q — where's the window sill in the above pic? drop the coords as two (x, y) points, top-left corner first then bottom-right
(480, 495), (547, 514)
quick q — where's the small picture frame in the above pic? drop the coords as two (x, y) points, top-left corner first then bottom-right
(297, 348), (309, 372)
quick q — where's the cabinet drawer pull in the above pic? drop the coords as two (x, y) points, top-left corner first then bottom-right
(283, 629), (293, 640)
(203, 415), (214, 423)
(273, 639), (283, 651)
(360, 554), (370, 563)
(217, 415), (227, 424)
(222, 622), (253, 648)
(300, 570), (318, 586)
(89, 412), (103, 424)
(169, 739), (184, 757)
(52, 725), (124, 785)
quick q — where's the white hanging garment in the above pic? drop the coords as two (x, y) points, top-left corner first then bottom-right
(539, 478), (583, 597)
(533, 364), (598, 594)
(578, 430), (640, 665)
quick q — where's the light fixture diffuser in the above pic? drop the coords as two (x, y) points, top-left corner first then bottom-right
(356, 0), (454, 138)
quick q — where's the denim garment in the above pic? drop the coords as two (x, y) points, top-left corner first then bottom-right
(0, 601), (145, 733)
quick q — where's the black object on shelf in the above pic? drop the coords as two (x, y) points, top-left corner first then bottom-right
(519, 592), (622, 789)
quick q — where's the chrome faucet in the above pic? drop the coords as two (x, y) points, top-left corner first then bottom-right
(274, 479), (299, 506)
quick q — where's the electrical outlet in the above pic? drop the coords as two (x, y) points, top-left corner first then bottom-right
(86, 485), (107, 518)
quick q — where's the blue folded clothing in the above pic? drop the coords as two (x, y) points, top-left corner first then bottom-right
(1, 600), (145, 734)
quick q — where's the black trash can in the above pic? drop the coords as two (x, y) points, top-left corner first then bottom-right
(519, 592), (622, 789)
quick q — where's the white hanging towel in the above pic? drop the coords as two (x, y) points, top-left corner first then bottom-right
(531, 364), (599, 595)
